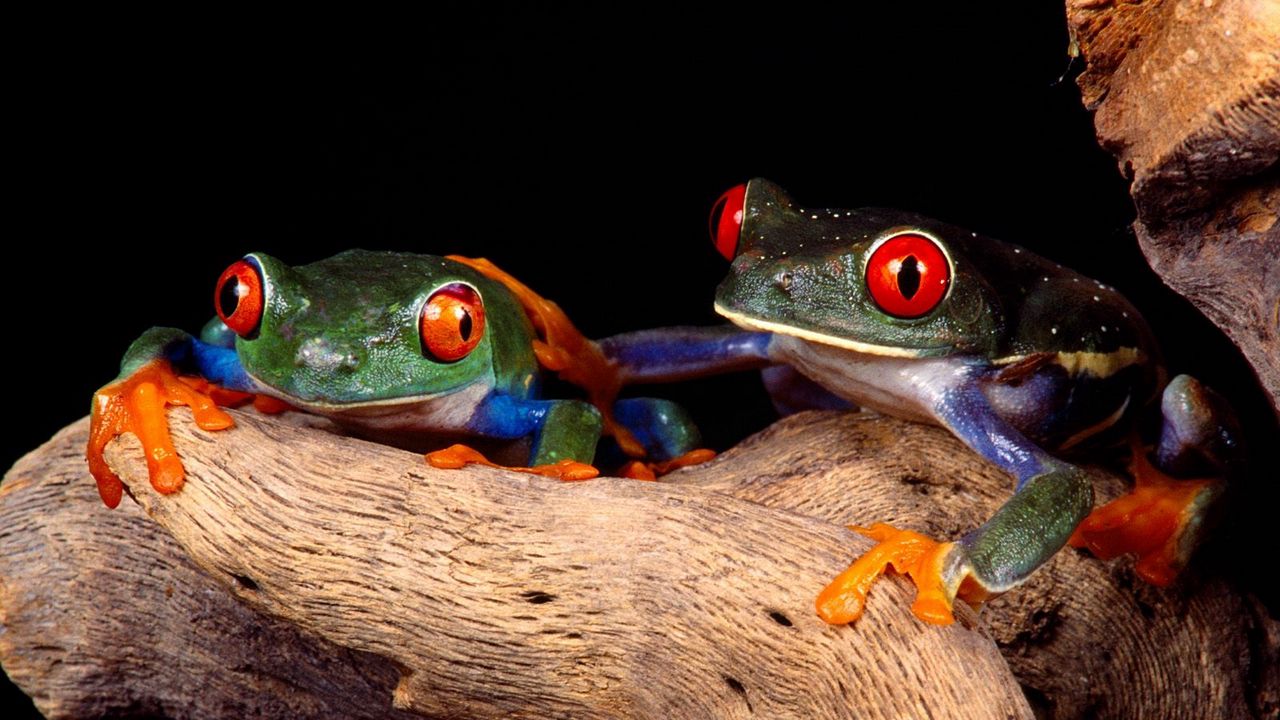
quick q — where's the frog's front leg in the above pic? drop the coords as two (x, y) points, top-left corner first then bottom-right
(817, 381), (1094, 625)
(88, 328), (253, 507)
(427, 392), (603, 480)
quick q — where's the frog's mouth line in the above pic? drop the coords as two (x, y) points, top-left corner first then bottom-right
(713, 303), (934, 359)
(245, 372), (489, 414)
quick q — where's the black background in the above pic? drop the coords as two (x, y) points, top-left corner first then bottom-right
(5, 6), (1275, 716)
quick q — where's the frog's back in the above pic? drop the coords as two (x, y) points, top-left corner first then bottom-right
(923, 229), (1164, 450)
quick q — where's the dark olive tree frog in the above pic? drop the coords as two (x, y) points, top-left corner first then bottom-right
(88, 251), (706, 507)
(712, 179), (1242, 624)
(601, 178), (1241, 625)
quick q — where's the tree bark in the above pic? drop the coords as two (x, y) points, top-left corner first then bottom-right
(1066, 0), (1280, 415)
(3, 409), (1276, 718)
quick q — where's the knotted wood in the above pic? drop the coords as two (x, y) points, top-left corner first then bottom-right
(2, 409), (1276, 718)
(1066, 0), (1280, 414)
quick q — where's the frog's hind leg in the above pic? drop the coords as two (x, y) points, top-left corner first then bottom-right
(1069, 375), (1240, 586)
(606, 398), (718, 479)
(611, 398), (702, 461)
(427, 395), (603, 481)
(1156, 375), (1243, 477)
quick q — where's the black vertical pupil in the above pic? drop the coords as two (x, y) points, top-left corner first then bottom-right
(458, 310), (473, 341)
(219, 277), (241, 316)
(898, 255), (921, 299)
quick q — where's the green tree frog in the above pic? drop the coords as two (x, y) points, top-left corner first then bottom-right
(87, 251), (709, 508)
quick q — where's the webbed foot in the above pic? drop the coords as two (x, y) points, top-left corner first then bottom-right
(816, 522), (984, 625)
(1068, 442), (1217, 586)
(618, 448), (717, 481)
(88, 360), (234, 507)
(426, 443), (599, 481)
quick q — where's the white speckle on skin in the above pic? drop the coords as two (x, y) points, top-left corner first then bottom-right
(1101, 326), (1108, 332)
(1093, 295), (1100, 301)
(1122, 311), (1129, 318)
(1051, 327), (1058, 335)
(1043, 276), (1050, 282)
(971, 232), (977, 237)
(1013, 248), (1021, 254)
(811, 215), (819, 220)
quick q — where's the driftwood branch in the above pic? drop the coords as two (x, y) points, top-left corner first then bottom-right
(1066, 0), (1280, 414)
(3, 409), (1277, 718)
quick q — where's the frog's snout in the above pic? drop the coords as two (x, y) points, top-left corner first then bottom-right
(295, 337), (364, 374)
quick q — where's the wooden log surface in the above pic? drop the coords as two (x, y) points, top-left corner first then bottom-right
(1066, 0), (1280, 414)
(3, 409), (1278, 718)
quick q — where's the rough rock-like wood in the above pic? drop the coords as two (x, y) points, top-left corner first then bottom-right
(0, 422), (422, 720)
(3, 410), (1277, 718)
(1066, 0), (1280, 414)
(2, 412), (1031, 720)
(676, 412), (1280, 719)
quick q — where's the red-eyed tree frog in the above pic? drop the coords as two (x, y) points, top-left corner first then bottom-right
(87, 251), (714, 508)
(600, 178), (1242, 626)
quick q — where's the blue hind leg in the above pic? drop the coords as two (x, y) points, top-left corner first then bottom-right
(611, 398), (702, 462)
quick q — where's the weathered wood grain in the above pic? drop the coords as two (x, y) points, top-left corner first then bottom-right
(2, 412), (1030, 719)
(1066, 0), (1280, 414)
(0, 421), (422, 720)
(675, 412), (1280, 719)
(3, 409), (1276, 718)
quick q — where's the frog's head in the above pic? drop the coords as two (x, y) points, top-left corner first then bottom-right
(213, 251), (507, 406)
(710, 178), (1004, 357)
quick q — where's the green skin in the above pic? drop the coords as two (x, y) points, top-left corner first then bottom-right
(713, 178), (1231, 606)
(109, 251), (689, 467)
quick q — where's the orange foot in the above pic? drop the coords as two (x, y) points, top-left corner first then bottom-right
(426, 443), (599, 481)
(177, 376), (294, 415)
(618, 448), (717, 481)
(816, 522), (985, 626)
(88, 360), (234, 508)
(1069, 443), (1215, 586)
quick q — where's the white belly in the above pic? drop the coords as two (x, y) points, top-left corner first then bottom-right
(771, 335), (965, 425)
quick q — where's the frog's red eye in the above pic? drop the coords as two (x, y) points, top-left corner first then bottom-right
(215, 259), (264, 338)
(709, 183), (747, 261)
(865, 232), (950, 319)
(420, 283), (486, 362)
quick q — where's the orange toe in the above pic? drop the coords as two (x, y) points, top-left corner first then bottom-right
(816, 522), (958, 626)
(88, 360), (234, 507)
(426, 443), (600, 481)
(618, 448), (716, 481)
